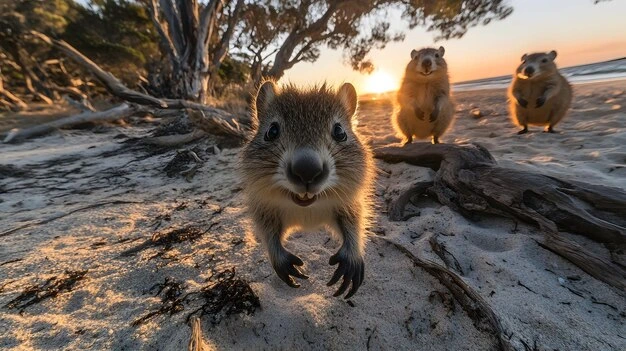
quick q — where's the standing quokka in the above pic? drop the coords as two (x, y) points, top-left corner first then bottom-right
(240, 81), (375, 299)
(508, 50), (572, 134)
(393, 46), (455, 144)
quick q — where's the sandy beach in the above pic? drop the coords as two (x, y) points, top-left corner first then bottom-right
(1, 80), (625, 350)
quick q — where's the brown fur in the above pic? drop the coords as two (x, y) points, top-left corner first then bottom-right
(240, 81), (375, 298)
(508, 51), (572, 133)
(393, 47), (455, 144)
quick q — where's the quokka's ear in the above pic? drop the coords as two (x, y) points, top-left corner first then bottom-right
(411, 49), (419, 60)
(438, 46), (445, 57)
(337, 83), (358, 118)
(521, 53), (528, 61)
(548, 50), (557, 61)
(255, 80), (278, 117)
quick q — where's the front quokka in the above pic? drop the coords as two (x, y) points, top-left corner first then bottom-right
(240, 81), (374, 299)
(393, 46), (455, 144)
(509, 50), (572, 134)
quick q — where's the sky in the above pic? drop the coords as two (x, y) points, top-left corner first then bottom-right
(282, 0), (626, 94)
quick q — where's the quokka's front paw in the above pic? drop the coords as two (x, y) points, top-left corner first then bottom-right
(272, 251), (308, 288)
(429, 109), (439, 122)
(517, 98), (528, 108)
(327, 250), (365, 299)
(536, 96), (546, 108)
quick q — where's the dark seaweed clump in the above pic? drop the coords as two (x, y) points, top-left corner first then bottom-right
(132, 268), (260, 326)
(151, 226), (205, 249)
(120, 226), (205, 257)
(4, 270), (88, 311)
(186, 268), (260, 324)
(131, 277), (186, 326)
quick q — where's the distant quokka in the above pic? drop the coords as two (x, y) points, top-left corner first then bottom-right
(509, 50), (572, 134)
(240, 81), (374, 299)
(393, 46), (455, 144)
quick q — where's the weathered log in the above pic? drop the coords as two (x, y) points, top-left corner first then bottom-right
(375, 143), (626, 289)
(3, 104), (135, 143)
(537, 234), (626, 290)
(141, 129), (207, 146)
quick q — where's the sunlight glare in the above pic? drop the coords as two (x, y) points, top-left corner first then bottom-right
(364, 71), (398, 94)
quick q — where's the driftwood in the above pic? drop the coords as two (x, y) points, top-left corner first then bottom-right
(375, 143), (626, 290)
(28, 30), (249, 141)
(0, 70), (27, 110)
(3, 104), (135, 143)
(371, 236), (514, 351)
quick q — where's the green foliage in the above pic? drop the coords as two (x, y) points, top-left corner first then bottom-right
(236, 0), (513, 79)
(62, 0), (158, 81)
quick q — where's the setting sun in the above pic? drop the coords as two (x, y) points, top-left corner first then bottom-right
(363, 70), (398, 94)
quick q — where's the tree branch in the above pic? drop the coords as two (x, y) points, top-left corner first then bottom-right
(3, 103), (135, 143)
(29, 30), (248, 140)
(148, 0), (180, 66)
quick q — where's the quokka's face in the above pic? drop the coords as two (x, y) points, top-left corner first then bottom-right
(408, 46), (448, 77)
(241, 82), (368, 208)
(516, 51), (558, 80)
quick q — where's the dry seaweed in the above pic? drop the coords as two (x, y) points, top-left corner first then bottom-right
(185, 268), (260, 324)
(120, 226), (206, 257)
(132, 268), (260, 327)
(4, 270), (88, 311)
(131, 277), (186, 326)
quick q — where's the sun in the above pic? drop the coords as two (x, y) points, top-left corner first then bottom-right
(363, 70), (398, 94)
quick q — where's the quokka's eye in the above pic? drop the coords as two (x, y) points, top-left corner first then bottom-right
(435, 53), (440, 58)
(332, 123), (347, 142)
(264, 122), (280, 141)
(542, 58), (548, 63)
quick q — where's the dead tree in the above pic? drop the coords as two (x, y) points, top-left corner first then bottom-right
(375, 143), (626, 290)
(146, 0), (244, 102)
(2, 31), (248, 144)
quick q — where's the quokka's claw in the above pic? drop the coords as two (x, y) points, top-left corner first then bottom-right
(536, 96), (546, 108)
(273, 252), (308, 288)
(327, 251), (365, 299)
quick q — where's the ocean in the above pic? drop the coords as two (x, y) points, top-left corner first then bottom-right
(454, 57), (626, 92)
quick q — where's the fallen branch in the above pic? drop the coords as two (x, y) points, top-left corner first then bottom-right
(3, 103), (135, 143)
(371, 236), (514, 351)
(375, 143), (626, 290)
(141, 129), (207, 146)
(537, 234), (626, 290)
(30, 30), (249, 140)
(0, 86), (27, 110)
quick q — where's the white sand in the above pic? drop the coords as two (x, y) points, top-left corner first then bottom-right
(1, 80), (625, 350)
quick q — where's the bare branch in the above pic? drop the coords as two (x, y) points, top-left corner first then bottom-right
(3, 104), (135, 143)
(29, 30), (248, 140)
(148, 0), (180, 66)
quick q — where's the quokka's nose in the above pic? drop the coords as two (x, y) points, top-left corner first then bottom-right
(524, 66), (535, 76)
(288, 148), (327, 186)
(422, 59), (432, 70)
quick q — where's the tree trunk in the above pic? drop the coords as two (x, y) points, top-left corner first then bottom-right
(375, 142), (626, 290)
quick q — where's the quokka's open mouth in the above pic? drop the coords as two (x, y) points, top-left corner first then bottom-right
(291, 192), (317, 207)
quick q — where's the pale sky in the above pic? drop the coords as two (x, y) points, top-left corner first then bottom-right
(283, 0), (626, 93)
